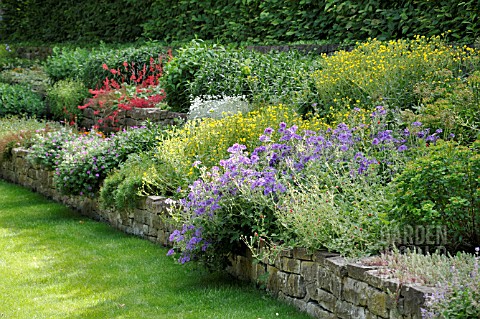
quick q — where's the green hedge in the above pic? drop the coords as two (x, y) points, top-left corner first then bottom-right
(0, 0), (150, 43)
(2, 0), (479, 45)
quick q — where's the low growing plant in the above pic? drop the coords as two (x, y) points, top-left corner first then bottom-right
(0, 83), (46, 117)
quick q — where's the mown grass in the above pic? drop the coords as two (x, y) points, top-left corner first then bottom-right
(0, 180), (310, 319)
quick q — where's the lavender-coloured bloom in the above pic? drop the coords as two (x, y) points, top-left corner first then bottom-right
(372, 138), (380, 145)
(397, 145), (408, 152)
(264, 127), (274, 135)
(412, 121), (422, 127)
(167, 249), (175, 256)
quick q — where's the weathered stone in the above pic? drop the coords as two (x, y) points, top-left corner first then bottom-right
(282, 257), (301, 274)
(401, 285), (435, 318)
(293, 247), (313, 260)
(336, 300), (366, 319)
(324, 256), (348, 278)
(367, 286), (389, 318)
(343, 277), (369, 306)
(317, 266), (343, 298)
(301, 261), (317, 283)
(285, 273), (306, 298)
(347, 263), (381, 282)
(306, 302), (336, 319)
(314, 288), (337, 312)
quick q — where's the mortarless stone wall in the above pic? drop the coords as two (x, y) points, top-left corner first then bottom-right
(0, 148), (435, 319)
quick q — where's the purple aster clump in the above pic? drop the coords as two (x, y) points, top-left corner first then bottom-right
(169, 115), (443, 266)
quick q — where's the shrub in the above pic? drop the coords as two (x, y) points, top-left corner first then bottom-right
(47, 79), (89, 123)
(100, 152), (157, 211)
(391, 140), (480, 252)
(162, 40), (320, 113)
(0, 83), (45, 117)
(304, 36), (479, 116)
(79, 61), (167, 132)
(403, 68), (480, 144)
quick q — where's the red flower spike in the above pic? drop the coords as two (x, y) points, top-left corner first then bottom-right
(102, 63), (108, 70)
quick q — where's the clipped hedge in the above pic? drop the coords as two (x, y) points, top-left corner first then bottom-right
(1, 0), (479, 45)
(0, 0), (150, 43)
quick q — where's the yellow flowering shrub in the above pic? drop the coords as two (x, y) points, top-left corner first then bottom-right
(141, 104), (329, 196)
(308, 36), (480, 116)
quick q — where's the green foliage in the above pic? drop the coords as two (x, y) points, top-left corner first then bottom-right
(0, 0), (151, 43)
(392, 140), (480, 252)
(0, 83), (45, 117)
(162, 40), (320, 113)
(46, 79), (89, 122)
(27, 127), (77, 170)
(2, 0), (479, 45)
(305, 36), (479, 116)
(44, 43), (168, 88)
(404, 69), (480, 144)
(100, 152), (156, 211)
(0, 65), (50, 95)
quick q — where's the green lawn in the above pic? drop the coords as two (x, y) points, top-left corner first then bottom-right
(0, 180), (310, 319)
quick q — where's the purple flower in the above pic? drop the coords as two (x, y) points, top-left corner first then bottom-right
(372, 138), (380, 145)
(264, 127), (274, 135)
(412, 121), (422, 127)
(397, 145), (408, 152)
(167, 249), (175, 256)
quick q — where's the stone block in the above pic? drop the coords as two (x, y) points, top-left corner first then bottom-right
(343, 277), (369, 306)
(285, 273), (306, 298)
(401, 285), (435, 318)
(282, 257), (301, 274)
(367, 286), (389, 318)
(306, 302), (336, 319)
(314, 288), (337, 313)
(266, 265), (287, 296)
(293, 247), (313, 260)
(317, 266), (343, 298)
(335, 300), (366, 319)
(301, 261), (317, 283)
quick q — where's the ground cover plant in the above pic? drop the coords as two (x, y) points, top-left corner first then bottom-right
(0, 180), (311, 319)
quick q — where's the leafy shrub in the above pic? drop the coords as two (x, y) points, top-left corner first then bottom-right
(43, 47), (91, 83)
(0, 83), (45, 117)
(391, 140), (480, 252)
(0, 65), (50, 95)
(162, 40), (320, 113)
(305, 36), (479, 116)
(1, 0), (149, 43)
(51, 123), (166, 196)
(47, 79), (89, 123)
(100, 152), (157, 211)
(44, 44), (169, 89)
(188, 46), (320, 109)
(141, 104), (328, 198)
(403, 68), (480, 144)
(167, 107), (441, 267)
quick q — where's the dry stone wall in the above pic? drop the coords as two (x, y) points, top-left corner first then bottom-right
(79, 107), (187, 132)
(0, 148), (434, 319)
